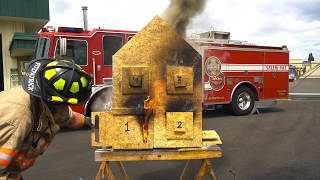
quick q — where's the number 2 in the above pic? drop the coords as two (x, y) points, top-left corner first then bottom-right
(177, 121), (182, 128)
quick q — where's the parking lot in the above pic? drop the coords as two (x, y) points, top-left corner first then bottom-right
(23, 79), (320, 180)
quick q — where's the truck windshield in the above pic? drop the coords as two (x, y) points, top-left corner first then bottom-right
(55, 39), (88, 66)
(34, 37), (50, 58)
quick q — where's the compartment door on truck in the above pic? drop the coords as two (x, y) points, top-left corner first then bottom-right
(263, 51), (289, 99)
(203, 48), (230, 104)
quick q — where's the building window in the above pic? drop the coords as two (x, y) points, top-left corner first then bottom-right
(55, 39), (88, 66)
(34, 37), (50, 58)
(103, 36), (123, 66)
(10, 68), (19, 88)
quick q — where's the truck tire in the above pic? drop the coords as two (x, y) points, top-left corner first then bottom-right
(229, 86), (255, 115)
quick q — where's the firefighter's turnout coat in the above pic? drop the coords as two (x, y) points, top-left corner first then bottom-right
(0, 86), (85, 179)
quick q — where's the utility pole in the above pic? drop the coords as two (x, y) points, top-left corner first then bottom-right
(82, 6), (88, 30)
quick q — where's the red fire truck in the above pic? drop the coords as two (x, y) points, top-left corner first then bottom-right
(36, 28), (289, 115)
(189, 31), (289, 115)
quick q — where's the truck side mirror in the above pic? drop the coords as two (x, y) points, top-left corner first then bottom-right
(59, 37), (67, 56)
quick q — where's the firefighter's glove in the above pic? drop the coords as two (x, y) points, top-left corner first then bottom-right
(83, 116), (94, 128)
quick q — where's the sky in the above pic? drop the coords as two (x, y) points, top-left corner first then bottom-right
(47, 0), (320, 60)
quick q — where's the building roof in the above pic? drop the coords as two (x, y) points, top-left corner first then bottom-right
(0, 0), (49, 32)
(0, 0), (49, 20)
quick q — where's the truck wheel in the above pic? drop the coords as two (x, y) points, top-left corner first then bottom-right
(229, 86), (255, 115)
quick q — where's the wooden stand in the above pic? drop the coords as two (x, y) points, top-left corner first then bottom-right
(95, 145), (222, 180)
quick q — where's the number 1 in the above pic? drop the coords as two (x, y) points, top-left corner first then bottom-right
(125, 122), (130, 132)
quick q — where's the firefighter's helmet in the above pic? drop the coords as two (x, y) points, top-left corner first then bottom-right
(22, 58), (92, 105)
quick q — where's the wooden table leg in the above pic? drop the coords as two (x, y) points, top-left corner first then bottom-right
(105, 162), (116, 180)
(179, 160), (192, 180)
(205, 159), (217, 180)
(195, 160), (209, 180)
(95, 161), (116, 180)
(95, 162), (106, 180)
(117, 161), (130, 180)
(195, 159), (217, 180)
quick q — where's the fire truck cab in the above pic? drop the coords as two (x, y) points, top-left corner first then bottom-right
(189, 31), (289, 115)
(35, 27), (136, 113)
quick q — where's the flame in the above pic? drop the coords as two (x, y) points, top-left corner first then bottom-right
(153, 79), (166, 107)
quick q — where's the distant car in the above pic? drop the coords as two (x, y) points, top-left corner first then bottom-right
(289, 66), (298, 81)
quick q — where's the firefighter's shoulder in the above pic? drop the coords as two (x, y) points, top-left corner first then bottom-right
(0, 86), (32, 128)
(0, 86), (30, 106)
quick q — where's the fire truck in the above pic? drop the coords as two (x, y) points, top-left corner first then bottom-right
(189, 31), (289, 115)
(35, 28), (289, 115)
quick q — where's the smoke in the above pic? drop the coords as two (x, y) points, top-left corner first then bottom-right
(161, 0), (207, 37)
(88, 86), (112, 114)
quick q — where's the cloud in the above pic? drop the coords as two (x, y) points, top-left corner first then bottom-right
(50, 0), (72, 14)
(47, 0), (320, 59)
(294, 1), (320, 22)
(259, 0), (320, 22)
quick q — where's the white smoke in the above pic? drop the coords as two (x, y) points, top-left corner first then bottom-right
(89, 86), (112, 113)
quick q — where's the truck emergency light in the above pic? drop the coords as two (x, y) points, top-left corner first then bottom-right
(58, 27), (84, 33)
(40, 26), (56, 32)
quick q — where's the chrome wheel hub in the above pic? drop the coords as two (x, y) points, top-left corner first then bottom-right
(237, 92), (251, 110)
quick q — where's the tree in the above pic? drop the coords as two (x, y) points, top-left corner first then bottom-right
(308, 53), (315, 63)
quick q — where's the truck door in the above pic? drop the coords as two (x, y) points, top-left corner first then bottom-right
(55, 38), (91, 75)
(91, 33), (124, 86)
(263, 51), (289, 99)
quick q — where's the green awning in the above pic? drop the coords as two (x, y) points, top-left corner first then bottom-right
(10, 32), (38, 57)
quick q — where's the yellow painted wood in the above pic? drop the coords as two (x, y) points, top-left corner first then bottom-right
(166, 112), (194, 140)
(91, 112), (112, 147)
(121, 67), (149, 95)
(96, 158), (218, 180)
(108, 115), (153, 149)
(166, 66), (194, 94)
(95, 162), (116, 180)
(202, 130), (222, 145)
(203, 140), (222, 146)
(195, 159), (217, 180)
(202, 130), (221, 140)
(195, 160), (209, 180)
(95, 146), (221, 161)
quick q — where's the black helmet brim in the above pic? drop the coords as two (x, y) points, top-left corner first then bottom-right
(21, 58), (52, 97)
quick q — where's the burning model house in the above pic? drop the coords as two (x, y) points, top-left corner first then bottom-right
(91, 0), (222, 150)
(92, 16), (206, 149)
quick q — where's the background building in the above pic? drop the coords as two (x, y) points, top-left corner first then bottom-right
(290, 58), (320, 76)
(0, 0), (49, 91)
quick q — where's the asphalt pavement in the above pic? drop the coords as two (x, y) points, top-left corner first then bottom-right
(23, 79), (320, 180)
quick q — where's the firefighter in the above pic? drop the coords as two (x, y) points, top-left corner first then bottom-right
(0, 58), (92, 179)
